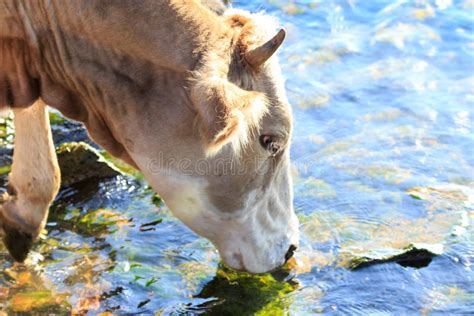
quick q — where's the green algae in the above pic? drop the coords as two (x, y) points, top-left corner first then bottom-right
(9, 290), (70, 313)
(50, 207), (131, 237)
(0, 114), (13, 147)
(195, 265), (298, 315)
(48, 111), (66, 125)
(0, 165), (10, 176)
(1, 266), (71, 313)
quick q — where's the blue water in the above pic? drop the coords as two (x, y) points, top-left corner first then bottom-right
(273, 0), (474, 313)
(0, 0), (473, 314)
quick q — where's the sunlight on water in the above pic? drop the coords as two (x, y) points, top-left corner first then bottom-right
(0, 0), (473, 314)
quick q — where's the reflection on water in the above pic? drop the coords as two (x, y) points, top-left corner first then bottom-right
(0, 0), (473, 314)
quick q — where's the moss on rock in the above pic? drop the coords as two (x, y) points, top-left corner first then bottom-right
(57, 142), (122, 186)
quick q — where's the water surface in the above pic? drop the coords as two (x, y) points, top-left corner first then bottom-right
(0, 0), (473, 314)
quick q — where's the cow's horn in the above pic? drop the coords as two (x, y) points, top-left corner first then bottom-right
(244, 29), (286, 68)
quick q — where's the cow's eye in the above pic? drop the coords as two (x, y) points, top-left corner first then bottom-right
(259, 135), (281, 155)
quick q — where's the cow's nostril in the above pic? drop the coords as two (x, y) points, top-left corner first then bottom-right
(285, 244), (297, 262)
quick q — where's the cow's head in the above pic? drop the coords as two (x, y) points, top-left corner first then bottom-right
(124, 12), (298, 273)
(0, 4), (297, 273)
(187, 14), (298, 273)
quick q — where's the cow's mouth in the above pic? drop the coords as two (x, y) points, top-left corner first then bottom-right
(0, 209), (34, 262)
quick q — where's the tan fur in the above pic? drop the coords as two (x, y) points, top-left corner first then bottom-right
(0, 1), (298, 272)
(227, 14), (251, 28)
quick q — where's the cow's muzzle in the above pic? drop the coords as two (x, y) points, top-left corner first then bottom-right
(0, 192), (35, 262)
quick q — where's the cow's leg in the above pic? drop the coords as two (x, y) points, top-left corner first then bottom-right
(0, 99), (60, 262)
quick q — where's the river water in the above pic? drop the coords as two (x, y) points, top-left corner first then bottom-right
(0, 0), (473, 314)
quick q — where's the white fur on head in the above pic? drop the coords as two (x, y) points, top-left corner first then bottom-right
(223, 8), (280, 40)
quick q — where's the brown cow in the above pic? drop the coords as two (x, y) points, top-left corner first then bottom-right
(0, 0), (298, 273)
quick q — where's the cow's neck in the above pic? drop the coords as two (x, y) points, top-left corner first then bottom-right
(2, 0), (231, 110)
(2, 1), (232, 163)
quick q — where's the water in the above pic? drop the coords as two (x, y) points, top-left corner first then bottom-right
(0, 0), (473, 314)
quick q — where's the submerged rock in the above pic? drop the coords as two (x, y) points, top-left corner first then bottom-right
(299, 207), (464, 272)
(407, 184), (473, 212)
(347, 243), (444, 270)
(1, 112), (117, 187)
(57, 142), (122, 186)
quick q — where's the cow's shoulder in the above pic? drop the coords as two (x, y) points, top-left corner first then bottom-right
(0, 38), (39, 109)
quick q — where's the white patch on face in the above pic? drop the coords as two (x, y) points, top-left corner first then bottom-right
(229, 188), (300, 273)
(132, 154), (299, 273)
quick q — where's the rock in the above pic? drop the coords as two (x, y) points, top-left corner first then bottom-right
(1, 111), (124, 187)
(49, 111), (94, 147)
(57, 142), (122, 186)
(407, 184), (473, 212)
(0, 141), (124, 188)
(347, 243), (444, 270)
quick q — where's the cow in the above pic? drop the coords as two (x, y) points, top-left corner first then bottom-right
(0, 0), (299, 273)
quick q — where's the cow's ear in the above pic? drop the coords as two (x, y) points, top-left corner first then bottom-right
(191, 79), (267, 156)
